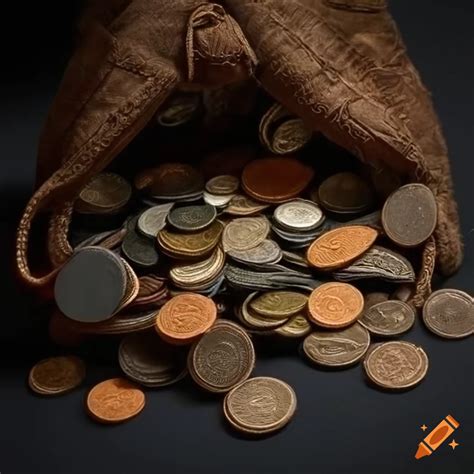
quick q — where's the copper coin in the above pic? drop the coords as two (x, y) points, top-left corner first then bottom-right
(306, 225), (378, 270)
(86, 378), (145, 423)
(359, 300), (415, 337)
(308, 282), (364, 328)
(28, 356), (86, 396)
(318, 172), (374, 214)
(155, 293), (217, 344)
(422, 289), (474, 339)
(363, 341), (429, 390)
(188, 320), (255, 393)
(382, 183), (437, 247)
(242, 157), (314, 203)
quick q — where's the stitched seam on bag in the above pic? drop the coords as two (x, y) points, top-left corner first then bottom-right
(325, 0), (387, 12)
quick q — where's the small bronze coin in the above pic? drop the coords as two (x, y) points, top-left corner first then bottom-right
(222, 217), (270, 252)
(155, 293), (217, 344)
(137, 203), (174, 238)
(167, 204), (217, 232)
(28, 356), (86, 396)
(205, 175), (240, 195)
(303, 323), (370, 367)
(224, 377), (297, 435)
(188, 320), (255, 393)
(76, 173), (131, 214)
(273, 314), (311, 338)
(422, 289), (474, 339)
(54, 247), (128, 323)
(121, 228), (159, 268)
(86, 378), (145, 424)
(119, 331), (187, 387)
(318, 172), (374, 214)
(249, 291), (308, 319)
(306, 225), (378, 270)
(363, 341), (429, 390)
(382, 183), (437, 247)
(239, 293), (289, 330)
(359, 300), (415, 337)
(242, 157), (314, 203)
(308, 282), (364, 328)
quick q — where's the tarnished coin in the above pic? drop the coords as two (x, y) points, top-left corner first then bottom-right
(318, 172), (374, 214)
(224, 194), (269, 216)
(222, 217), (270, 252)
(359, 300), (415, 337)
(122, 227), (159, 268)
(308, 282), (364, 328)
(364, 292), (390, 309)
(303, 323), (370, 367)
(203, 191), (235, 207)
(423, 289), (474, 339)
(76, 173), (131, 214)
(242, 157), (314, 203)
(382, 183), (437, 247)
(167, 204), (217, 231)
(156, 93), (200, 127)
(28, 356), (86, 396)
(363, 341), (429, 390)
(333, 245), (415, 283)
(155, 293), (217, 344)
(274, 200), (325, 232)
(250, 291), (307, 319)
(119, 331), (187, 387)
(306, 225), (378, 270)
(137, 203), (174, 238)
(86, 378), (145, 423)
(54, 247), (128, 323)
(391, 284), (415, 303)
(369, 164), (402, 199)
(158, 220), (224, 258)
(224, 377), (297, 435)
(274, 314), (311, 338)
(206, 175), (240, 195)
(135, 163), (204, 199)
(227, 239), (282, 266)
(188, 320), (255, 393)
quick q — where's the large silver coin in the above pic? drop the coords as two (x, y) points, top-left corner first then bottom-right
(167, 204), (217, 231)
(274, 199), (324, 232)
(137, 203), (174, 238)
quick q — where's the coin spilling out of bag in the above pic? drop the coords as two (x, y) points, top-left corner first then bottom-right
(30, 95), (472, 436)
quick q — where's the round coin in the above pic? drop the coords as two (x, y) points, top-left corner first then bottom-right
(422, 289), (474, 339)
(224, 194), (269, 216)
(188, 320), (255, 393)
(303, 323), (370, 367)
(306, 225), (378, 270)
(224, 377), (297, 435)
(167, 204), (217, 231)
(54, 247), (128, 323)
(249, 291), (308, 319)
(308, 282), (364, 328)
(274, 200), (325, 232)
(206, 175), (240, 195)
(227, 239), (282, 266)
(382, 183), (437, 247)
(271, 118), (313, 154)
(318, 172), (374, 214)
(28, 356), (86, 395)
(122, 228), (159, 268)
(119, 331), (187, 387)
(242, 157), (314, 203)
(222, 217), (270, 252)
(359, 300), (415, 337)
(274, 314), (311, 338)
(137, 203), (174, 238)
(86, 378), (145, 423)
(156, 94), (200, 127)
(363, 341), (429, 390)
(156, 293), (217, 344)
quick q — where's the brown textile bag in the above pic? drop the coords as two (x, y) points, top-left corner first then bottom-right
(16, 0), (462, 307)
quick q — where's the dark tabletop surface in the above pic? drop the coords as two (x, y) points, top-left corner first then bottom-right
(0, 1), (472, 473)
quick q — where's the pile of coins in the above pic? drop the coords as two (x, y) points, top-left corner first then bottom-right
(28, 96), (473, 434)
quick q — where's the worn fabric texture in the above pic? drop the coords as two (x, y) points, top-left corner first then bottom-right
(16, 0), (462, 307)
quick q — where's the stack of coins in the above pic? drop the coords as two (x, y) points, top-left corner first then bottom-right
(29, 95), (473, 435)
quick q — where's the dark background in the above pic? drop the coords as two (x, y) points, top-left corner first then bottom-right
(0, 1), (472, 473)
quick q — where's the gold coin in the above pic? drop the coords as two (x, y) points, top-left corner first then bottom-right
(274, 313), (311, 338)
(249, 291), (308, 319)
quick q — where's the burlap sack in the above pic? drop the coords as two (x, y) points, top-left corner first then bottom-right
(16, 0), (462, 307)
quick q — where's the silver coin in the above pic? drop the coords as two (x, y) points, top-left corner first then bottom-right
(205, 175), (240, 195)
(167, 204), (217, 231)
(156, 94), (200, 127)
(227, 239), (282, 266)
(203, 191), (235, 207)
(137, 203), (174, 238)
(274, 199), (325, 232)
(222, 217), (270, 252)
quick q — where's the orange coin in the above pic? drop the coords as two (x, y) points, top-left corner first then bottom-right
(155, 293), (217, 344)
(306, 225), (377, 270)
(308, 282), (364, 328)
(242, 157), (314, 203)
(86, 378), (145, 424)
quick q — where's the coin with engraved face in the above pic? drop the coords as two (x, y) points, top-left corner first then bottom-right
(206, 175), (240, 195)
(222, 217), (270, 252)
(167, 204), (217, 231)
(274, 199), (325, 232)
(250, 291), (308, 319)
(423, 289), (474, 339)
(363, 341), (428, 390)
(137, 203), (174, 238)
